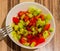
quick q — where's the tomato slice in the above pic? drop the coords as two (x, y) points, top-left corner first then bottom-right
(26, 27), (31, 31)
(35, 14), (41, 20)
(20, 37), (27, 44)
(12, 17), (19, 24)
(24, 16), (29, 22)
(40, 14), (45, 20)
(38, 37), (45, 43)
(18, 11), (25, 17)
(28, 18), (36, 26)
(44, 24), (50, 30)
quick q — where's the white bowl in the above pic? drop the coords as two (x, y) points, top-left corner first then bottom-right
(6, 2), (55, 49)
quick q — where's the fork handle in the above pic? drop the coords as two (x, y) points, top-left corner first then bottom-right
(0, 29), (7, 41)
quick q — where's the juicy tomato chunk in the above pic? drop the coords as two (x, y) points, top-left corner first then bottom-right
(26, 27), (31, 31)
(44, 24), (50, 30)
(40, 14), (45, 20)
(20, 37), (27, 44)
(27, 34), (33, 39)
(38, 37), (45, 44)
(12, 17), (19, 24)
(18, 11), (25, 17)
(35, 14), (41, 20)
(24, 16), (29, 22)
(28, 18), (36, 26)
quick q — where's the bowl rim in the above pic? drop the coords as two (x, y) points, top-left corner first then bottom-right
(6, 2), (56, 49)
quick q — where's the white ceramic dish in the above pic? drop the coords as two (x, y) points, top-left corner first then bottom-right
(6, 2), (55, 49)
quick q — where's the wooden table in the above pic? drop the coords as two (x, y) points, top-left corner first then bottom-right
(0, 0), (60, 51)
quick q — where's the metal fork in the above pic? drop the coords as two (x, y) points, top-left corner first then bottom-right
(0, 25), (12, 41)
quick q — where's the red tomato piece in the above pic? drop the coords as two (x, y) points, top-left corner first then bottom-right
(26, 27), (31, 31)
(40, 14), (45, 20)
(44, 24), (50, 30)
(18, 11), (24, 17)
(28, 18), (36, 26)
(12, 17), (19, 24)
(20, 37), (27, 44)
(38, 37), (45, 44)
(35, 14), (41, 20)
(27, 34), (33, 39)
(24, 16), (29, 22)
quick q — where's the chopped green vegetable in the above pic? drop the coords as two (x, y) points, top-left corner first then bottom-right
(11, 23), (15, 28)
(45, 14), (52, 20)
(17, 35), (21, 40)
(36, 9), (42, 14)
(21, 14), (25, 20)
(31, 27), (35, 31)
(32, 31), (37, 35)
(18, 23), (24, 28)
(28, 14), (33, 18)
(38, 28), (42, 33)
(20, 20), (25, 25)
(49, 28), (54, 32)
(14, 25), (19, 31)
(36, 18), (45, 26)
(43, 31), (49, 39)
(23, 42), (30, 46)
(19, 28), (24, 34)
(30, 42), (36, 47)
(28, 6), (37, 14)
(11, 31), (18, 41)
(25, 21), (30, 25)
(24, 30), (28, 36)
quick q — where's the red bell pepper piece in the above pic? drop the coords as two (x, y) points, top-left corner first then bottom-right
(12, 17), (19, 24)
(44, 24), (50, 30)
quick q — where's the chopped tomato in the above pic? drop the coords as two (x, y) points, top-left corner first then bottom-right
(18, 11), (25, 17)
(44, 24), (50, 30)
(20, 37), (27, 44)
(24, 16), (29, 22)
(40, 14), (45, 20)
(26, 27), (31, 31)
(28, 18), (36, 26)
(38, 37), (45, 44)
(27, 34), (33, 39)
(35, 14), (41, 20)
(12, 17), (19, 24)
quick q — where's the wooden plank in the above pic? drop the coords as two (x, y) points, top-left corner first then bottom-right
(53, 0), (60, 51)
(0, 0), (8, 51)
(20, 0), (34, 3)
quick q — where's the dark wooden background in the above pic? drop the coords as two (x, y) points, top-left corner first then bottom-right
(0, 0), (60, 51)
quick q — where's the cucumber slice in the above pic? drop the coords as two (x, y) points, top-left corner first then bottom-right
(18, 23), (24, 28)
(25, 21), (30, 25)
(20, 20), (25, 25)
(23, 42), (30, 46)
(36, 18), (45, 26)
(38, 28), (42, 33)
(45, 14), (52, 20)
(43, 31), (49, 39)
(49, 28), (54, 32)
(28, 14), (33, 18)
(30, 42), (36, 47)
(11, 23), (15, 28)
(21, 14), (25, 20)
(28, 6), (37, 14)
(24, 30), (28, 36)
(14, 25), (19, 31)
(11, 31), (18, 41)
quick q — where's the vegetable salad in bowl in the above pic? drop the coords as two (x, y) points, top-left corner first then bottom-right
(11, 6), (53, 47)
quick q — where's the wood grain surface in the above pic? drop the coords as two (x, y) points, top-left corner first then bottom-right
(0, 0), (60, 51)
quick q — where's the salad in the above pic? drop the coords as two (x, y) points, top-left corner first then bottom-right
(11, 6), (53, 47)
